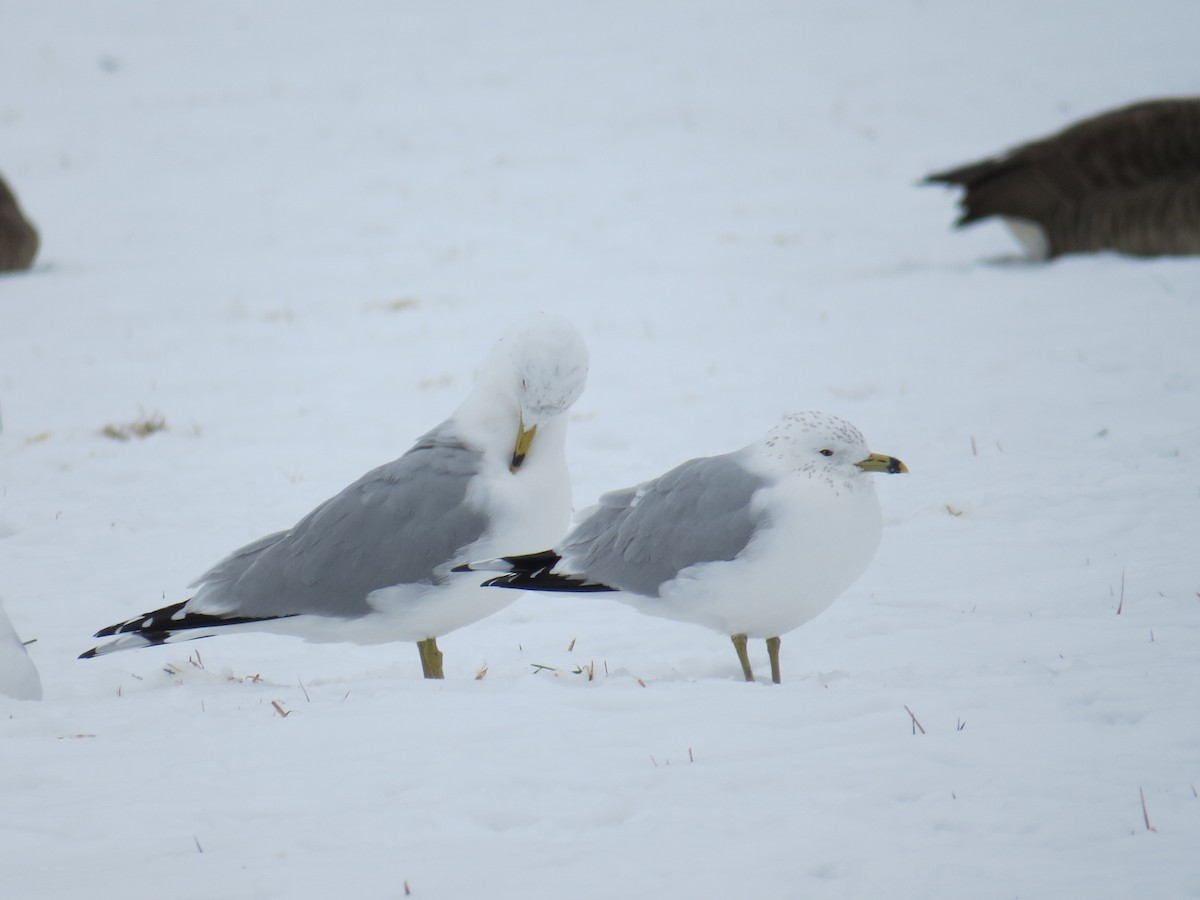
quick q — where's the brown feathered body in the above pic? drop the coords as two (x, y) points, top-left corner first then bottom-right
(0, 173), (39, 272)
(926, 98), (1200, 259)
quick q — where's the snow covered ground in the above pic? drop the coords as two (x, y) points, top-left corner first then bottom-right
(2, 1), (1198, 897)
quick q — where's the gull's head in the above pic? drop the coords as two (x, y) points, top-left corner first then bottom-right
(476, 313), (589, 473)
(505, 314), (589, 426)
(755, 411), (908, 482)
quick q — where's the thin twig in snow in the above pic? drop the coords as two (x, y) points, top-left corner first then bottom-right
(1116, 568), (1126, 614)
(904, 705), (926, 735)
(1140, 786), (1157, 832)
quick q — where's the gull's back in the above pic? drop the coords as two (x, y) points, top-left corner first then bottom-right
(561, 453), (766, 597)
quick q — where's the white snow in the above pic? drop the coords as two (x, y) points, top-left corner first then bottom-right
(1, 1), (1198, 898)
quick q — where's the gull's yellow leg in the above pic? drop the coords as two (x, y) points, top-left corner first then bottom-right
(731, 633), (754, 682)
(417, 637), (445, 679)
(766, 636), (782, 684)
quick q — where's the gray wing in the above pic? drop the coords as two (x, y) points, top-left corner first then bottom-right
(191, 425), (489, 618)
(190, 530), (290, 588)
(562, 453), (767, 597)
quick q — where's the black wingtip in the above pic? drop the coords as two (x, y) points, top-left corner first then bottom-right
(78, 647), (97, 660)
(480, 571), (618, 593)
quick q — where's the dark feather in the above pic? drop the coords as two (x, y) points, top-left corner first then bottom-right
(462, 550), (617, 593)
(78, 600), (293, 658)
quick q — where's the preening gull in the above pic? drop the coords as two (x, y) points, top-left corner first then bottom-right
(458, 412), (906, 683)
(81, 314), (589, 678)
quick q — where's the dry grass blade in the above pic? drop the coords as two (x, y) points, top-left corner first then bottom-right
(100, 411), (167, 441)
(904, 704), (926, 735)
(474, 662), (489, 680)
(1140, 786), (1157, 832)
(271, 700), (290, 718)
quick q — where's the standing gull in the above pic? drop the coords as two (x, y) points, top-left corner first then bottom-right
(458, 412), (906, 683)
(81, 314), (589, 678)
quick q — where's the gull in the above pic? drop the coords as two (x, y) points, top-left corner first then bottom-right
(81, 314), (589, 678)
(924, 97), (1200, 259)
(0, 599), (42, 701)
(458, 412), (906, 683)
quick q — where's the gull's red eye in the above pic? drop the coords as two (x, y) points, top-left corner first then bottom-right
(820, 449), (834, 457)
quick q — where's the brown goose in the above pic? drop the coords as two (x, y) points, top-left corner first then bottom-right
(924, 98), (1200, 259)
(0, 173), (39, 272)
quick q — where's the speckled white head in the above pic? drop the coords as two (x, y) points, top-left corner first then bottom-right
(750, 411), (907, 485)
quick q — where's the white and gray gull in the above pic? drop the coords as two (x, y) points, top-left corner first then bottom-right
(457, 412), (906, 683)
(81, 314), (589, 678)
